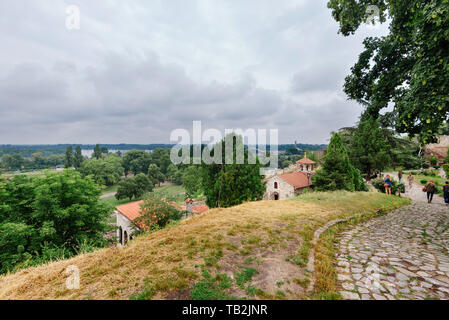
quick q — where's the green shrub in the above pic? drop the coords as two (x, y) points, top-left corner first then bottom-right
(372, 178), (405, 196)
(190, 271), (234, 300)
(133, 198), (185, 231)
(421, 179), (428, 185)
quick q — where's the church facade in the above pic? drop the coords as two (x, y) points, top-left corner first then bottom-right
(263, 156), (317, 201)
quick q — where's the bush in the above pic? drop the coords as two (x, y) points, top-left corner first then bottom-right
(133, 198), (185, 231)
(0, 170), (111, 274)
(116, 174), (153, 201)
(421, 179), (428, 185)
(372, 178), (405, 196)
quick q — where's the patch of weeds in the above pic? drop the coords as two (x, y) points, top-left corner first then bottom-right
(108, 289), (118, 298)
(130, 275), (189, 300)
(235, 267), (259, 289)
(276, 290), (286, 299)
(204, 249), (223, 268)
(187, 237), (197, 247)
(247, 235), (262, 246)
(294, 277), (310, 288)
(244, 257), (255, 265)
(226, 242), (238, 251)
(286, 254), (306, 267)
(246, 285), (257, 297)
(276, 281), (284, 288)
(239, 246), (252, 256)
(190, 271), (235, 300)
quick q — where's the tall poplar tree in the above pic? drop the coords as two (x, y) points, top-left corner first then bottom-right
(64, 146), (73, 169)
(73, 146), (84, 170)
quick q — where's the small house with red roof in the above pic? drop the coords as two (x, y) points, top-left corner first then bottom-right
(115, 199), (209, 247)
(115, 200), (144, 247)
(264, 155), (316, 200)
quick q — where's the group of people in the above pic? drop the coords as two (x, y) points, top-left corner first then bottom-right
(383, 171), (449, 205)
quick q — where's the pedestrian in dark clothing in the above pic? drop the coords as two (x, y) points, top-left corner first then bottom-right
(425, 181), (437, 203)
(443, 181), (449, 205)
(398, 171), (403, 183)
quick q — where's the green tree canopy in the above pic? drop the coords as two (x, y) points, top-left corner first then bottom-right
(201, 134), (265, 208)
(0, 170), (111, 274)
(328, 0), (449, 144)
(115, 174), (153, 201)
(166, 164), (182, 184)
(312, 133), (366, 192)
(348, 117), (390, 176)
(148, 164), (165, 187)
(122, 150), (152, 176)
(73, 146), (84, 170)
(93, 144), (103, 160)
(65, 146), (73, 168)
(80, 155), (124, 186)
(182, 166), (203, 197)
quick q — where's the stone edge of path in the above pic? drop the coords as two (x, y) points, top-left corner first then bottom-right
(306, 211), (377, 295)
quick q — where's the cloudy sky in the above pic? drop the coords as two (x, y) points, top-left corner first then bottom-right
(0, 0), (388, 144)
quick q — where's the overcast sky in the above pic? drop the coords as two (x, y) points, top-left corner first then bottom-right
(0, 0), (388, 144)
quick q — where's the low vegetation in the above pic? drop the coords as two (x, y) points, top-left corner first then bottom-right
(0, 191), (408, 300)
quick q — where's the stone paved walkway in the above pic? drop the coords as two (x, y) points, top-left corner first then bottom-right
(336, 178), (449, 300)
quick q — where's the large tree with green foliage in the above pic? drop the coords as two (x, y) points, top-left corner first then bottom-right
(0, 170), (111, 274)
(166, 164), (182, 184)
(182, 166), (203, 197)
(93, 144), (102, 160)
(201, 134), (265, 208)
(348, 117), (390, 176)
(73, 146), (84, 170)
(312, 133), (367, 192)
(150, 148), (172, 174)
(115, 174), (153, 201)
(148, 164), (165, 187)
(80, 155), (124, 186)
(122, 150), (152, 176)
(64, 146), (73, 168)
(328, 0), (449, 144)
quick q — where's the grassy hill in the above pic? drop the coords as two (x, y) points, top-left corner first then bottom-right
(0, 192), (408, 300)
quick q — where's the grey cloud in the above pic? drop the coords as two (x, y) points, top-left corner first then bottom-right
(0, 0), (388, 144)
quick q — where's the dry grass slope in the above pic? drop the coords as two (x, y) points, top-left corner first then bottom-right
(0, 191), (409, 300)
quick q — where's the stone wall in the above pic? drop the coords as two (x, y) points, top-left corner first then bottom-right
(116, 211), (138, 248)
(263, 175), (295, 200)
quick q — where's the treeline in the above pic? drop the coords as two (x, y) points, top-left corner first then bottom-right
(0, 153), (65, 171)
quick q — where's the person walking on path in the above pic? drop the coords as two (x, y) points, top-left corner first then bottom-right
(425, 180), (437, 203)
(407, 173), (414, 189)
(398, 171), (403, 183)
(384, 175), (393, 195)
(443, 181), (449, 205)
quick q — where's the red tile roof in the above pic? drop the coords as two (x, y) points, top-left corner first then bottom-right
(296, 157), (316, 165)
(193, 204), (209, 214)
(278, 172), (311, 189)
(427, 146), (448, 159)
(116, 200), (144, 221)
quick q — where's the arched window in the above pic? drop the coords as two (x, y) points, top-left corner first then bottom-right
(124, 231), (128, 245)
(274, 182), (278, 189)
(119, 226), (123, 245)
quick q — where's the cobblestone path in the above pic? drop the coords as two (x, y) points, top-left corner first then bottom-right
(336, 194), (449, 300)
